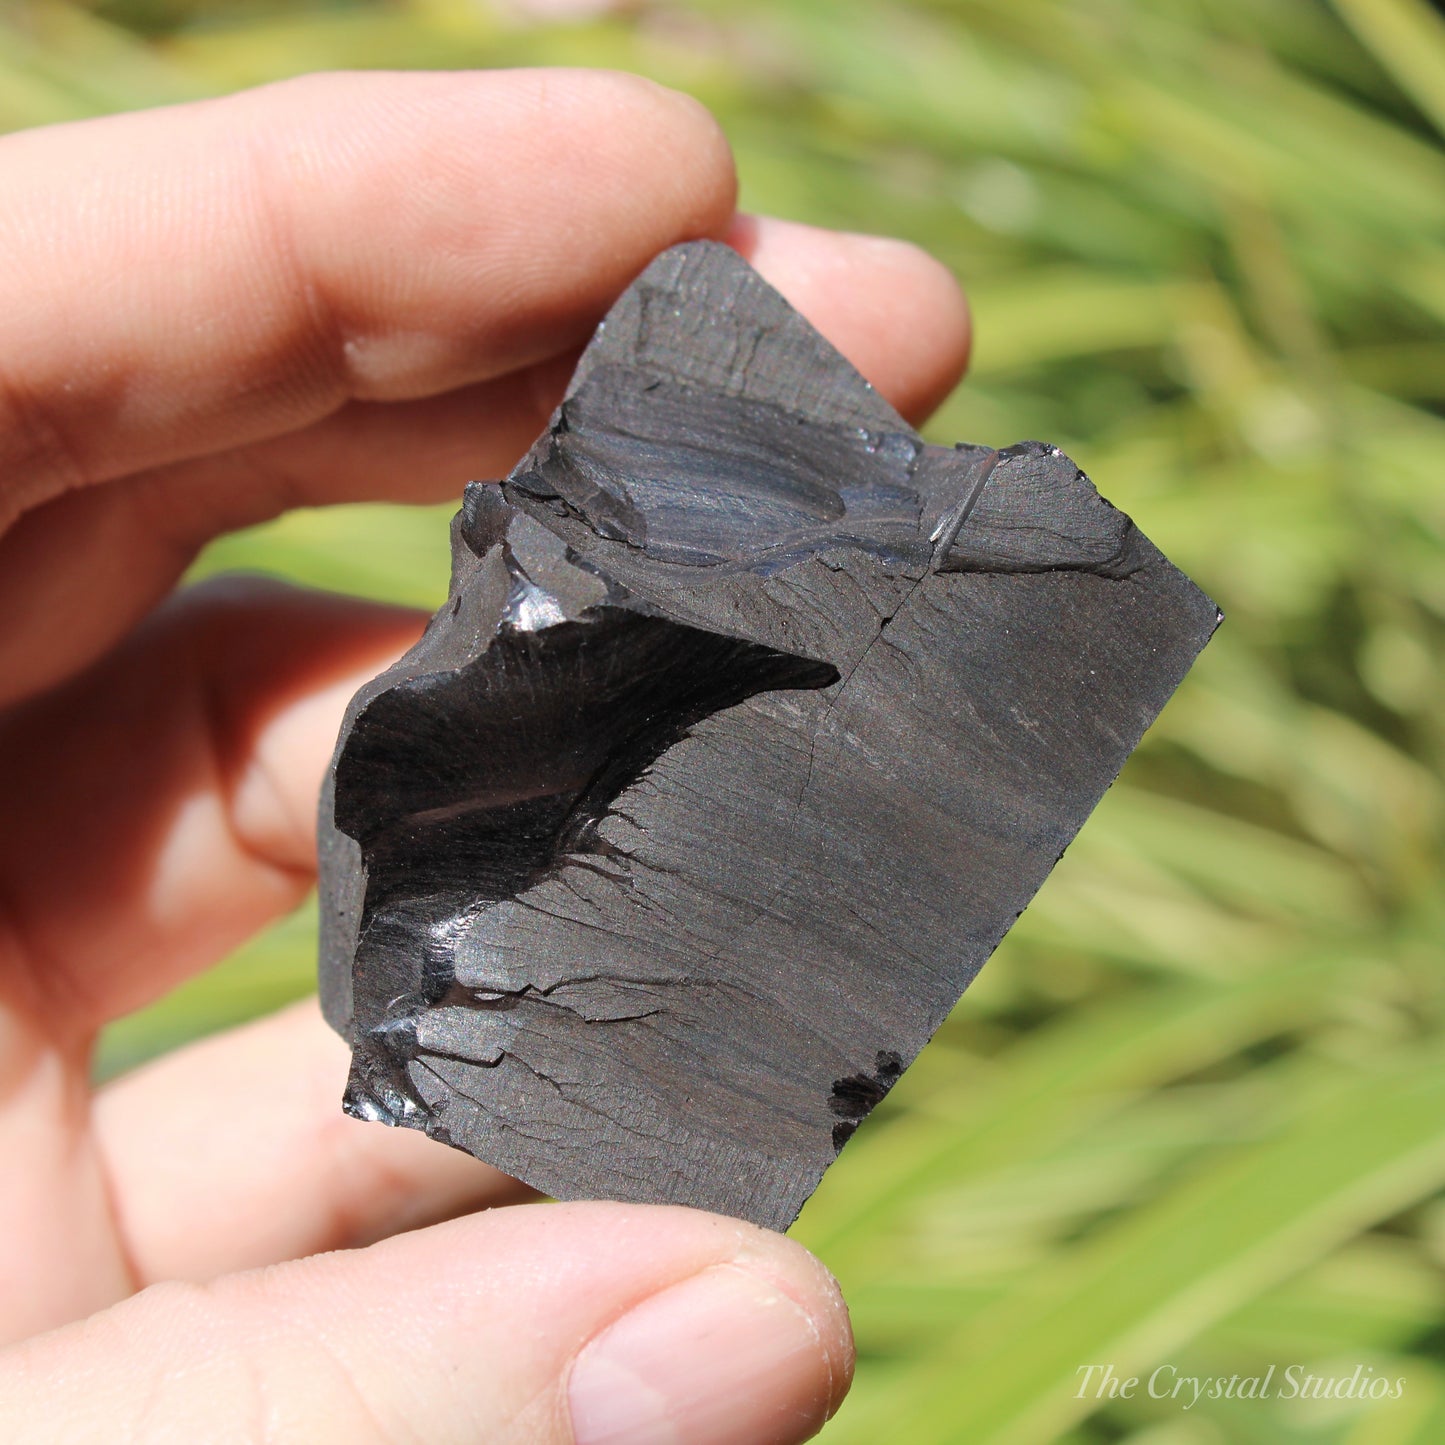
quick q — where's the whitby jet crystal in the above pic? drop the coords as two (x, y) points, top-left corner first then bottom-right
(318, 241), (1220, 1231)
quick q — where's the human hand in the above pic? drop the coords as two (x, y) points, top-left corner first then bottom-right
(0, 70), (969, 1442)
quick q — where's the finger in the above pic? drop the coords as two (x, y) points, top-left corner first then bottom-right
(0, 1020), (135, 1345)
(0, 579), (425, 1033)
(0, 1202), (854, 1445)
(0, 67), (737, 531)
(731, 213), (972, 423)
(0, 218), (971, 708)
(94, 999), (534, 1285)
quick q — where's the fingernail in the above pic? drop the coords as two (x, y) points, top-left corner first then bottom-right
(569, 1263), (838, 1445)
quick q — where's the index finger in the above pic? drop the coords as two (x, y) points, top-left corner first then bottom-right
(0, 68), (737, 531)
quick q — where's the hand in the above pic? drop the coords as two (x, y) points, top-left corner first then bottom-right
(0, 70), (969, 1443)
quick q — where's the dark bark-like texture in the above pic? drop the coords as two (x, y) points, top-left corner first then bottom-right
(318, 240), (1220, 1232)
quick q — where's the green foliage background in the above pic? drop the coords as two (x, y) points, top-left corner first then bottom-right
(5, 0), (1443, 1439)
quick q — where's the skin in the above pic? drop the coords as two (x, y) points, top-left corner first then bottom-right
(0, 69), (970, 1443)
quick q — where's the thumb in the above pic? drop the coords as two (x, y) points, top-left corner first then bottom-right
(0, 1201), (853, 1444)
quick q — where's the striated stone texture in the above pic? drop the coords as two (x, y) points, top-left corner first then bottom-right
(318, 241), (1220, 1231)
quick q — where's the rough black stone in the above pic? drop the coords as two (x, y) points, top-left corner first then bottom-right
(318, 240), (1221, 1231)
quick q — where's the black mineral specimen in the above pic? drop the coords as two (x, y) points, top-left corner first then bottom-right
(318, 240), (1220, 1232)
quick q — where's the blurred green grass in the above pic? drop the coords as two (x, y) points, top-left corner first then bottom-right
(5, 0), (1442, 1440)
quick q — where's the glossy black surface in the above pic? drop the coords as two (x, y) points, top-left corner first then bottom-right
(319, 241), (1220, 1230)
